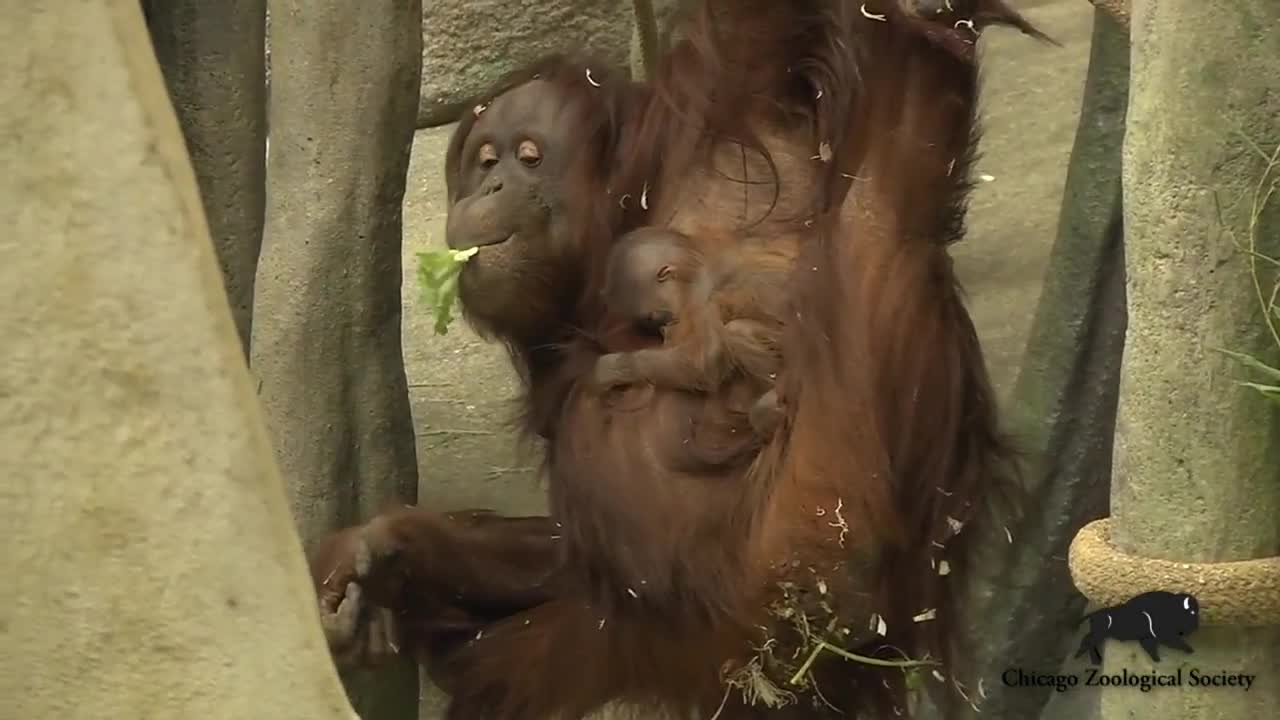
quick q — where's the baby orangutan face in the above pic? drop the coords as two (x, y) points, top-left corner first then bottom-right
(601, 228), (701, 334)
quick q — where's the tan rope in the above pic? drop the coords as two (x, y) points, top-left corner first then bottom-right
(1069, 518), (1280, 626)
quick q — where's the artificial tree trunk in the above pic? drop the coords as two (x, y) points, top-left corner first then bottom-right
(951, 11), (1131, 720)
(629, 0), (660, 81)
(250, 1), (423, 717)
(1095, 0), (1280, 717)
(0, 3), (356, 718)
(629, 0), (691, 81)
(141, 0), (267, 358)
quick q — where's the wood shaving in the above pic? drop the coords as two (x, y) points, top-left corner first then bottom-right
(860, 4), (887, 21)
(869, 613), (887, 636)
(826, 498), (849, 547)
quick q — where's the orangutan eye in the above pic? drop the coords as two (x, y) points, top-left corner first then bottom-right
(477, 143), (499, 169)
(656, 266), (673, 282)
(517, 140), (543, 167)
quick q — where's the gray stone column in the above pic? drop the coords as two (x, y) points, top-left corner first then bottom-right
(1088, 0), (1280, 717)
(0, 3), (356, 718)
(142, 0), (267, 358)
(251, 1), (424, 717)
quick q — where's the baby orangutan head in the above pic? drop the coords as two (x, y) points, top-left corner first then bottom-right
(600, 227), (705, 334)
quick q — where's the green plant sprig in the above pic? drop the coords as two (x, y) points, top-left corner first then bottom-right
(1217, 140), (1280, 402)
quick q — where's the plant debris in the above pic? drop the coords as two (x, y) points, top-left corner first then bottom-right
(721, 579), (939, 715)
(870, 613), (887, 636)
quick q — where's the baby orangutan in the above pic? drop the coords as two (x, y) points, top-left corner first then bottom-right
(592, 226), (789, 437)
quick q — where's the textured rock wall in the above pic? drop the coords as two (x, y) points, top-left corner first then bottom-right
(417, 0), (681, 127)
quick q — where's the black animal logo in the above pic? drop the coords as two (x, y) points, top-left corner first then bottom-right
(1074, 591), (1200, 664)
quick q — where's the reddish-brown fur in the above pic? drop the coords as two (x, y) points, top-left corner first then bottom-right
(310, 2), (1047, 718)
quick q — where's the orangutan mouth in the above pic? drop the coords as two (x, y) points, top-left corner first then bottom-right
(450, 232), (514, 252)
(478, 232), (515, 248)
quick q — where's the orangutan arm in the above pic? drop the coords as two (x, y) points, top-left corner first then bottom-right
(310, 506), (563, 664)
(591, 324), (731, 392)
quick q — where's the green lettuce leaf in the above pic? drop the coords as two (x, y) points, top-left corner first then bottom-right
(416, 246), (478, 335)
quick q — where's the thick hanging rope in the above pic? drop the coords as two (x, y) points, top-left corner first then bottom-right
(1069, 518), (1280, 627)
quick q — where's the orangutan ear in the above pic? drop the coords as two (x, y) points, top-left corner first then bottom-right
(656, 265), (674, 282)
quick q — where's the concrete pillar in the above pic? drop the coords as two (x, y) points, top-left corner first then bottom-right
(1093, 0), (1280, 717)
(0, 3), (356, 718)
(142, 0), (268, 358)
(250, 1), (424, 716)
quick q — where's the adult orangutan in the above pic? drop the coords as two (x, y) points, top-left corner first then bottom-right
(309, 2), (1047, 718)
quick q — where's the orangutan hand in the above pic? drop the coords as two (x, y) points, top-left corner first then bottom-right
(317, 581), (403, 669)
(310, 518), (404, 668)
(589, 352), (639, 391)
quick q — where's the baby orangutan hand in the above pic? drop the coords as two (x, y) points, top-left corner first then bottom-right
(589, 352), (639, 391)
